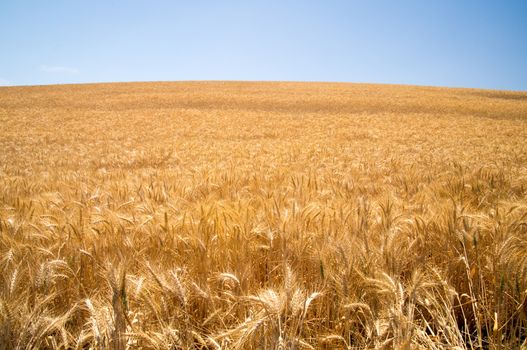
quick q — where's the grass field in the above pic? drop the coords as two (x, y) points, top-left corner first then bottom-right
(1, 81), (527, 349)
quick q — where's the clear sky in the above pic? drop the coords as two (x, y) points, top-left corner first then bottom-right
(1, 1), (526, 90)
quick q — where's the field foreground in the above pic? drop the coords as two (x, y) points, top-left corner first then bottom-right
(1, 81), (527, 349)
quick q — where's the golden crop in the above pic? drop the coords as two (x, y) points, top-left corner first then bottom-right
(1, 81), (527, 349)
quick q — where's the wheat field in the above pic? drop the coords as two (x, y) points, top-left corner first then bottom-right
(1, 81), (527, 349)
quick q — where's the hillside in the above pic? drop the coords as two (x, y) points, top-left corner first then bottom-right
(1, 81), (527, 349)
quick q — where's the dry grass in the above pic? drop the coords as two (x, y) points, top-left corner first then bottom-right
(1, 81), (527, 349)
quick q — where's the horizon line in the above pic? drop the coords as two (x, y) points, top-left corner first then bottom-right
(1, 79), (526, 93)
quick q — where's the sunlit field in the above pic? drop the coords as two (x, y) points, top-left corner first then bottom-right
(1, 81), (527, 349)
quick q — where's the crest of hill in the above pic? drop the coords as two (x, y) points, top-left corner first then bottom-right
(1, 81), (526, 120)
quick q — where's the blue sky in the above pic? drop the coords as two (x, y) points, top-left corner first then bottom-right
(1, 1), (526, 90)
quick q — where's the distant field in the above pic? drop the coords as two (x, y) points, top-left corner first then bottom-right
(1, 81), (527, 349)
